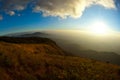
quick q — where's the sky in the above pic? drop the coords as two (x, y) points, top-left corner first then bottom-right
(0, 0), (120, 35)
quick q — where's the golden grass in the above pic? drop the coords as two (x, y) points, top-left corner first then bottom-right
(0, 40), (120, 80)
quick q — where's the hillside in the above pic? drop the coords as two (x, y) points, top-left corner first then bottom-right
(6, 31), (120, 65)
(0, 37), (120, 80)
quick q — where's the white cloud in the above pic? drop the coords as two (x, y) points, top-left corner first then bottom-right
(91, 0), (116, 9)
(7, 11), (15, 16)
(33, 0), (116, 18)
(0, 0), (116, 19)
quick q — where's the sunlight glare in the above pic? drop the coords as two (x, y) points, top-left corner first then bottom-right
(89, 21), (111, 36)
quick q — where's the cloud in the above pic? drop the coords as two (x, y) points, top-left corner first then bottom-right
(0, 0), (116, 19)
(95, 0), (116, 9)
(7, 11), (15, 16)
(33, 0), (86, 18)
(33, 0), (116, 18)
(0, 15), (3, 20)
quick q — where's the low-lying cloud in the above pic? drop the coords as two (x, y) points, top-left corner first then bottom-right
(0, 0), (116, 19)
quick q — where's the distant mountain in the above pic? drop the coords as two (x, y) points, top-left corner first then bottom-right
(19, 32), (48, 37)
(5, 32), (48, 37)
(0, 37), (120, 80)
(47, 38), (120, 65)
(73, 50), (120, 65)
(59, 43), (120, 65)
(4, 32), (120, 65)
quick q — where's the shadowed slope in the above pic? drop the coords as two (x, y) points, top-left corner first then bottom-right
(0, 37), (55, 44)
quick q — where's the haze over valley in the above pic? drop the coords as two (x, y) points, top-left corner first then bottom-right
(5, 30), (120, 65)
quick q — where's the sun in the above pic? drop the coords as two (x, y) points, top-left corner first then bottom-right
(88, 21), (111, 35)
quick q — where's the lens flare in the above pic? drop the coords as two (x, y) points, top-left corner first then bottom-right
(88, 21), (111, 36)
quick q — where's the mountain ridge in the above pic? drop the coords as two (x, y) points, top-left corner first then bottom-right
(4, 32), (120, 65)
(0, 37), (120, 80)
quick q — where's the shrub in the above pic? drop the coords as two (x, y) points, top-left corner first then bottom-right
(118, 68), (120, 75)
(0, 53), (13, 68)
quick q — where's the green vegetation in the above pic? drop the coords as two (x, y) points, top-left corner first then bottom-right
(0, 37), (120, 80)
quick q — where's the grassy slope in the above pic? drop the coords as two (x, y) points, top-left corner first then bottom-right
(0, 37), (120, 80)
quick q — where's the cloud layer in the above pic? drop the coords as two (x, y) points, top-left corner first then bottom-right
(0, 0), (116, 19)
